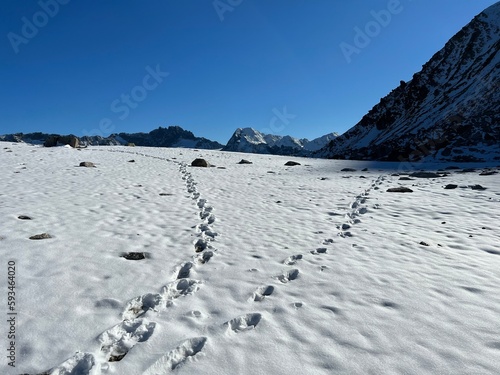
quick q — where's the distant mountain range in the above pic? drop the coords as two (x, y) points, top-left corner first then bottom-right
(316, 2), (500, 163)
(0, 126), (338, 156)
(222, 127), (339, 156)
(0, 126), (223, 150)
(1, 3), (498, 162)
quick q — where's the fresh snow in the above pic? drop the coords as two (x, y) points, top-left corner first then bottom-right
(2, 143), (500, 374)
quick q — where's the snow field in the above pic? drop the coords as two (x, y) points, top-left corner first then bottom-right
(1, 143), (499, 374)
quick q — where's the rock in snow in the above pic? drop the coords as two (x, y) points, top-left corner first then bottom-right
(387, 187), (414, 193)
(29, 233), (52, 240)
(191, 158), (210, 167)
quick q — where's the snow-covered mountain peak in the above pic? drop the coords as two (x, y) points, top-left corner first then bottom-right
(222, 128), (338, 155)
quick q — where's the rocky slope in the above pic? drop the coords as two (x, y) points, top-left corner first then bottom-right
(318, 2), (500, 162)
(222, 127), (338, 156)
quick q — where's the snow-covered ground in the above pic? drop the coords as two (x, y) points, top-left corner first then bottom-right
(1, 143), (500, 375)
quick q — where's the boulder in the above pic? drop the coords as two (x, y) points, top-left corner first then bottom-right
(44, 135), (79, 148)
(121, 252), (146, 260)
(341, 168), (357, 172)
(479, 170), (497, 176)
(387, 187), (413, 193)
(79, 162), (95, 167)
(409, 172), (443, 178)
(29, 233), (52, 240)
(43, 136), (58, 147)
(470, 184), (486, 190)
(444, 184), (458, 189)
(191, 158), (210, 167)
(60, 135), (79, 148)
(284, 161), (301, 166)
(238, 159), (253, 164)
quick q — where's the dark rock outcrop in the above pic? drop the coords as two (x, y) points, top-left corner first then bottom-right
(43, 135), (79, 148)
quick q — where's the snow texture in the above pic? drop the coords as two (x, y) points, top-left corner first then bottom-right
(1, 143), (500, 374)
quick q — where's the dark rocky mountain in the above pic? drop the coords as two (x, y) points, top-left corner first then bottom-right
(0, 126), (223, 149)
(317, 2), (500, 163)
(110, 126), (223, 149)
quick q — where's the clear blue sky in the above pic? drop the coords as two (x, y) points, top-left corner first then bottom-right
(1, 0), (498, 143)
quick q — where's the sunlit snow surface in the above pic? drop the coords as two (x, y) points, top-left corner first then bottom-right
(1, 143), (500, 375)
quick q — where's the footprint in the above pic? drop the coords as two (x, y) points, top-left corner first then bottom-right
(276, 269), (300, 283)
(198, 224), (217, 238)
(311, 248), (327, 255)
(322, 305), (341, 315)
(162, 278), (201, 302)
(198, 250), (214, 264)
(225, 313), (262, 332)
(177, 262), (194, 279)
(143, 337), (207, 373)
(194, 238), (208, 252)
(99, 318), (156, 362)
(200, 207), (213, 220)
(41, 351), (95, 374)
(122, 293), (163, 320)
(284, 254), (302, 265)
(252, 285), (274, 302)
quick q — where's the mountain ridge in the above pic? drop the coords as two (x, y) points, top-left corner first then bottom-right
(0, 126), (224, 150)
(222, 127), (339, 156)
(316, 2), (500, 162)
